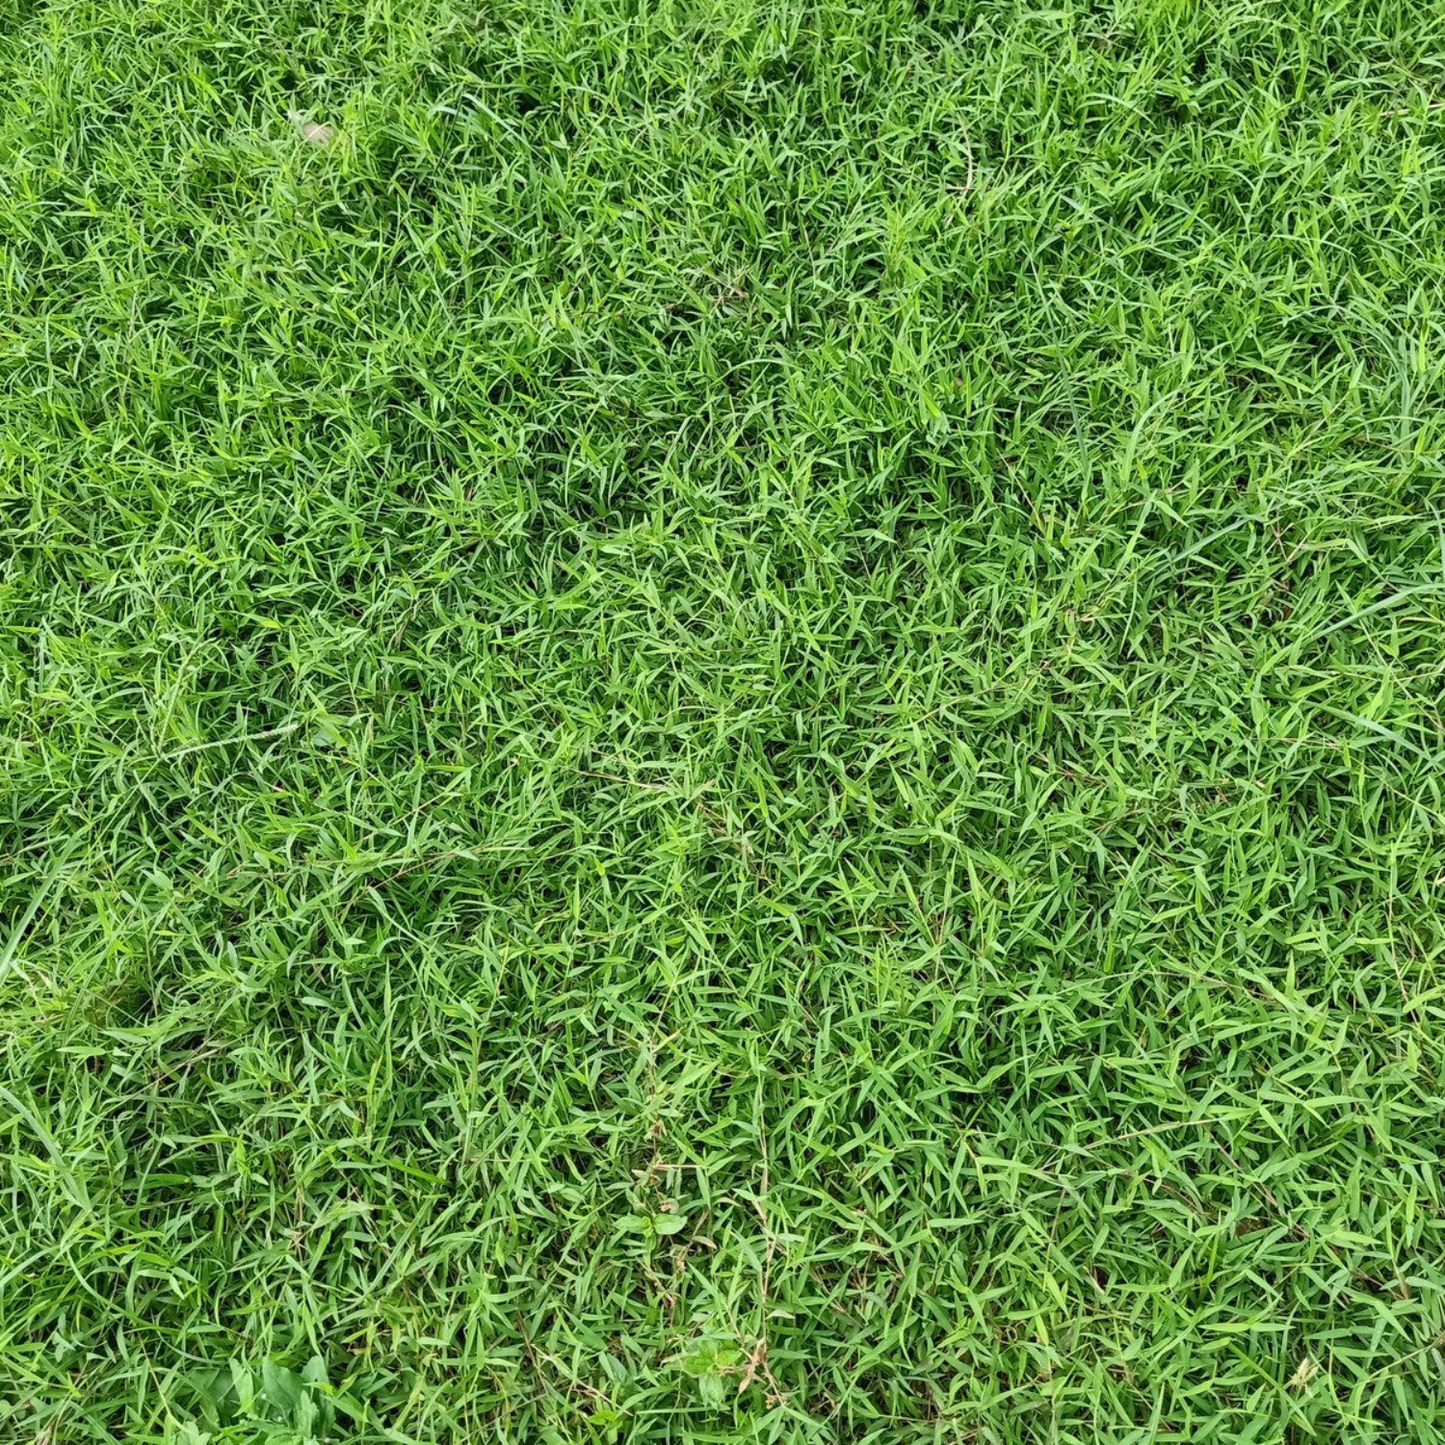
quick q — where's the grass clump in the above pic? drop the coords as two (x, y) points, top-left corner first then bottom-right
(3, 0), (1445, 1440)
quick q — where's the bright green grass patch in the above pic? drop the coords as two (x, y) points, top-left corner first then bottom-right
(3, 0), (1445, 1440)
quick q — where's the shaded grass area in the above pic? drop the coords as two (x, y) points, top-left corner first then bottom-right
(3, 0), (1445, 1439)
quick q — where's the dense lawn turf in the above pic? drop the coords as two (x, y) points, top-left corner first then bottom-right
(4, 0), (1445, 1439)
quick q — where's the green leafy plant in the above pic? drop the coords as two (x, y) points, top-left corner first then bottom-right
(172, 1357), (340, 1443)
(677, 1340), (746, 1409)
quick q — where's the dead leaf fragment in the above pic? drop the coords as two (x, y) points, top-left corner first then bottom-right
(287, 108), (336, 146)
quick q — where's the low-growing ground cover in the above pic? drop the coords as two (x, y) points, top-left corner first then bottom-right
(3, 0), (1445, 1439)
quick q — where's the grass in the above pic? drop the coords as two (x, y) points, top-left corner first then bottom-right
(3, 0), (1445, 1439)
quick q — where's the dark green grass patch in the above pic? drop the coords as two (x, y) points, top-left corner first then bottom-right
(3, 0), (1445, 1439)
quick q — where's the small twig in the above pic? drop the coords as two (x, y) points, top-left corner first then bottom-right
(577, 768), (674, 793)
(1381, 98), (1445, 117)
(738, 1089), (787, 1404)
(522, 1333), (619, 1409)
(1386, 895), (1417, 1023)
(1210, 1130), (1395, 1296)
(1358, 1331), (1445, 1385)
(696, 800), (771, 886)
(1055, 1113), (1232, 1159)
(948, 121), (976, 200)
(389, 598), (422, 648)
